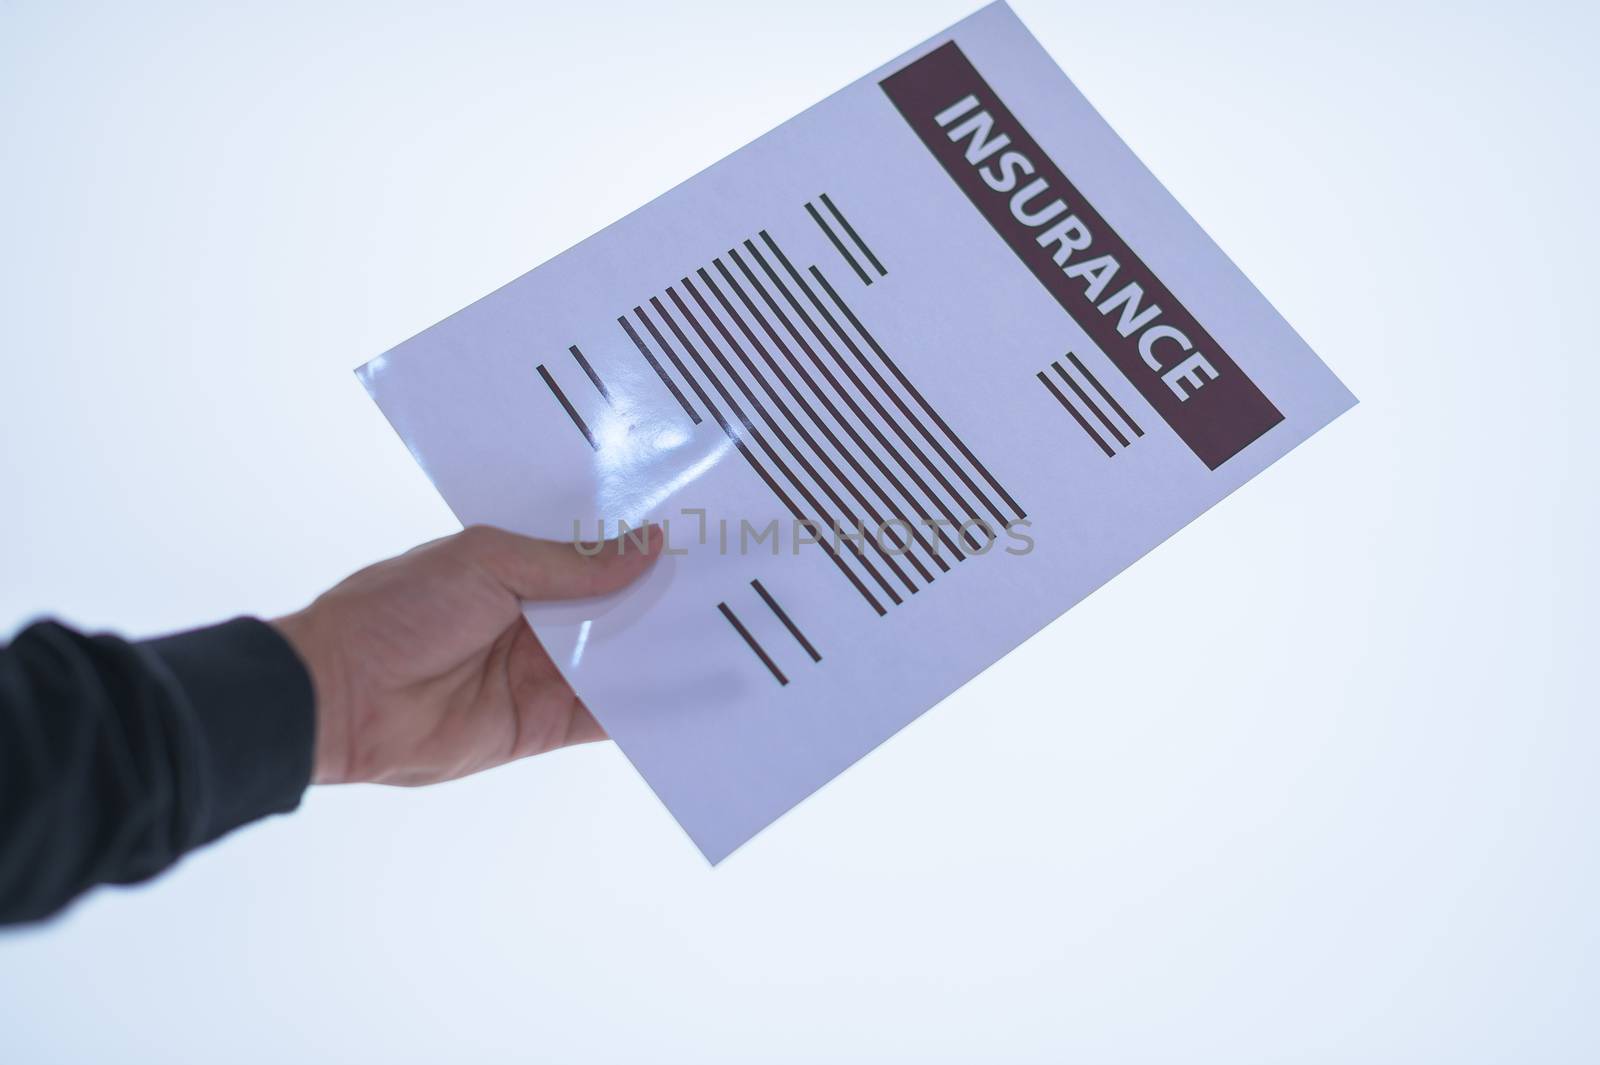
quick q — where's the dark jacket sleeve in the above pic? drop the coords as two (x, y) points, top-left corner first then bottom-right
(0, 617), (314, 925)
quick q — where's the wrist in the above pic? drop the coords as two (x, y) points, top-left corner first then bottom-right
(272, 607), (352, 785)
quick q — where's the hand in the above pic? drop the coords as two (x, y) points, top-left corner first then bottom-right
(273, 525), (662, 786)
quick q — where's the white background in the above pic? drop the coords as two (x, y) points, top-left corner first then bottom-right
(2, 1), (1594, 1061)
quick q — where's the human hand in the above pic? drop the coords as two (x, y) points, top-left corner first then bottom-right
(273, 525), (662, 786)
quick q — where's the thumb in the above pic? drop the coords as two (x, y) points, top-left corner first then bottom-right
(454, 523), (663, 601)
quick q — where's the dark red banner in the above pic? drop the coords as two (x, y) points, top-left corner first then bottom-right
(881, 42), (1282, 469)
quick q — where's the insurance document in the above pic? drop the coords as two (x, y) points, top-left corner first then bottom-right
(359, 1), (1355, 862)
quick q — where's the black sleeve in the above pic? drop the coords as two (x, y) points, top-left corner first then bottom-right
(0, 617), (315, 925)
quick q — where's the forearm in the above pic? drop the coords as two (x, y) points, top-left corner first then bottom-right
(0, 618), (314, 925)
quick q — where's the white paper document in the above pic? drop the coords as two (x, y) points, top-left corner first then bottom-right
(359, 2), (1356, 862)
